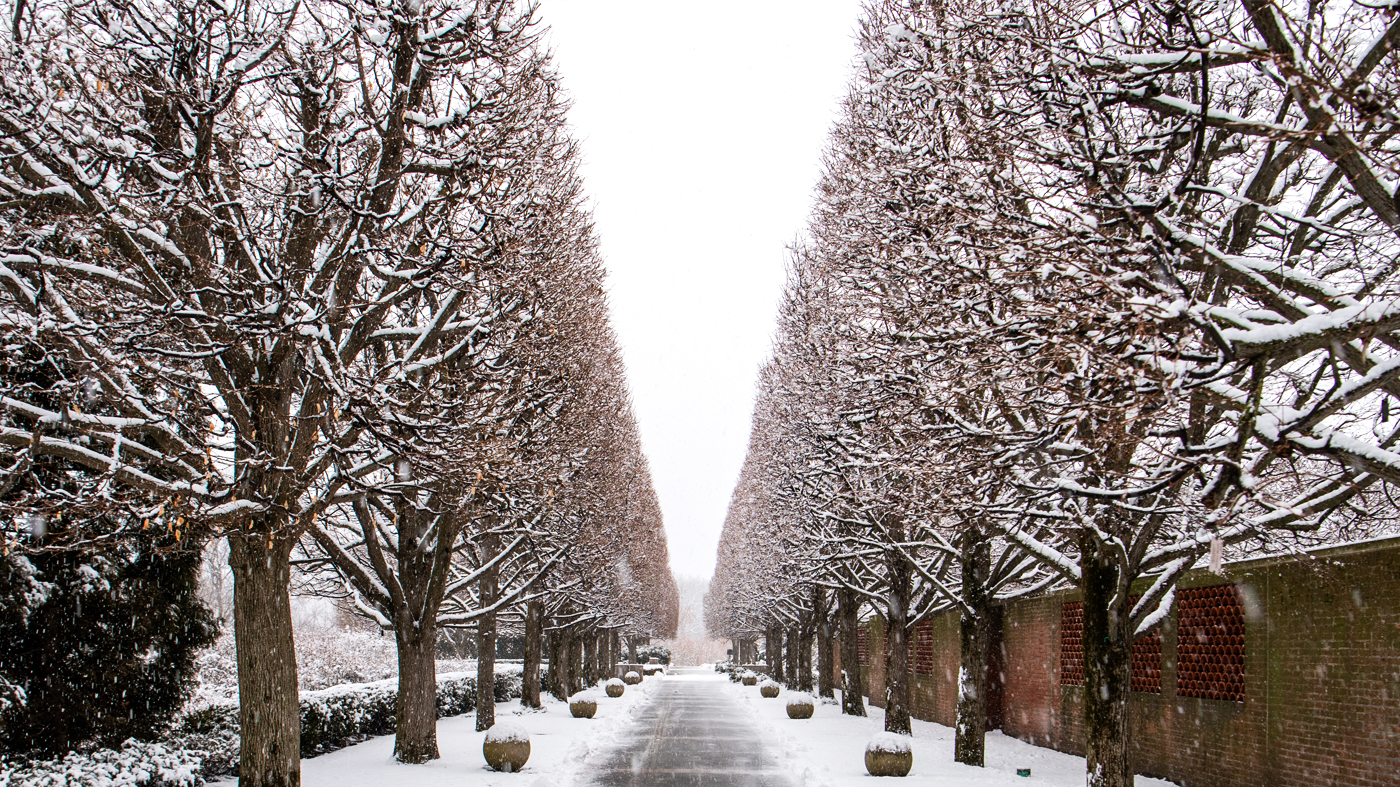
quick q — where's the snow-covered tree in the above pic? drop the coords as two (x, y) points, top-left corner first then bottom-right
(0, 0), (565, 781)
(876, 0), (1400, 782)
(711, 0), (1400, 783)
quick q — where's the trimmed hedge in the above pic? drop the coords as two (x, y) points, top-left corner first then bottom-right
(0, 739), (203, 787)
(1, 669), (523, 787)
(714, 661), (744, 682)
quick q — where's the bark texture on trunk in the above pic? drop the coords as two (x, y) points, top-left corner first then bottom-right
(559, 628), (572, 695)
(817, 588), (835, 699)
(475, 534), (499, 732)
(838, 587), (866, 716)
(627, 635), (638, 664)
(583, 629), (598, 687)
(764, 627), (775, 675)
(1082, 546), (1133, 787)
(767, 624), (785, 684)
(884, 534), (913, 735)
(521, 600), (544, 709)
(393, 624), (439, 763)
(566, 629), (583, 695)
(610, 630), (620, 676)
(785, 624), (800, 688)
(954, 536), (992, 766)
(798, 617), (814, 692)
(547, 628), (566, 700)
(228, 532), (301, 787)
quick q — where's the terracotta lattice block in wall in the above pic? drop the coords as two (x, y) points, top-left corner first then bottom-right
(1060, 601), (1085, 686)
(858, 627), (869, 666)
(1060, 599), (1162, 692)
(1131, 620), (1163, 693)
(1176, 584), (1245, 702)
(914, 620), (935, 675)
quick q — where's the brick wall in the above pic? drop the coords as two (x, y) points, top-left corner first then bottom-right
(1001, 592), (1060, 748)
(852, 537), (1400, 787)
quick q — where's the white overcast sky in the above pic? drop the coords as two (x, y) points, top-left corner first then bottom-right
(538, 0), (865, 580)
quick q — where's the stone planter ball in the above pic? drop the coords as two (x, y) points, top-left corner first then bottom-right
(605, 678), (625, 698)
(741, 671), (758, 686)
(759, 679), (781, 699)
(785, 692), (814, 719)
(623, 670), (642, 685)
(482, 722), (531, 773)
(865, 732), (913, 777)
(568, 692), (597, 719)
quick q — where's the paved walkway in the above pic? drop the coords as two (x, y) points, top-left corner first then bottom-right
(582, 668), (795, 787)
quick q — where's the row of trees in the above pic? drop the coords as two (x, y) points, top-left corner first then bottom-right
(708, 0), (1400, 785)
(0, 0), (676, 781)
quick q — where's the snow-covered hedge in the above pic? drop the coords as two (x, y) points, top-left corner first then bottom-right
(0, 740), (202, 787)
(1, 670), (523, 787)
(714, 661), (743, 681)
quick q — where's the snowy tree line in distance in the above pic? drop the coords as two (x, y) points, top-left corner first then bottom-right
(706, 1), (1400, 786)
(0, 0), (677, 781)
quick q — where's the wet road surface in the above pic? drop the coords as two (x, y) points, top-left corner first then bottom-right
(582, 668), (795, 787)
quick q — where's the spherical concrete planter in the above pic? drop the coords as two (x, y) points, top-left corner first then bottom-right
(741, 672), (758, 686)
(568, 692), (597, 719)
(759, 679), (781, 698)
(605, 678), (625, 698)
(623, 670), (643, 685)
(785, 692), (814, 719)
(865, 732), (913, 777)
(483, 722), (531, 773)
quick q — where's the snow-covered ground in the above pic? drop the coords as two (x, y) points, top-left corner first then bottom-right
(223, 669), (1178, 787)
(720, 675), (1177, 787)
(211, 675), (659, 787)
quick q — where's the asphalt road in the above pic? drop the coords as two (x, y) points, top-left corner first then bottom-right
(583, 668), (795, 787)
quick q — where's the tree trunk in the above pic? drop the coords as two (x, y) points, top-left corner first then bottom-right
(627, 635), (638, 664)
(521, 600), (544, 709)
(228, 532), (301, 787)
(884, 536), (913, 735)
(1082, 545), (1133, 787)
(583, 629), (598, 687)
(785, 624), (800, 689)
(610, 630), (621, 676)
(547, 627), (566, 701)
(817, 588), (835, 699)
(559, 628), (573, 696)
(954, 536), (992, 766)
(393, 622), (439, 763)
(838, 587), (866, 716)
(764, 627), (774, 674)
(799, 610), (815, 693)
(566, 629), (583, 696)
(767, 623), (785, 684)
(475, 534), (499, 732)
